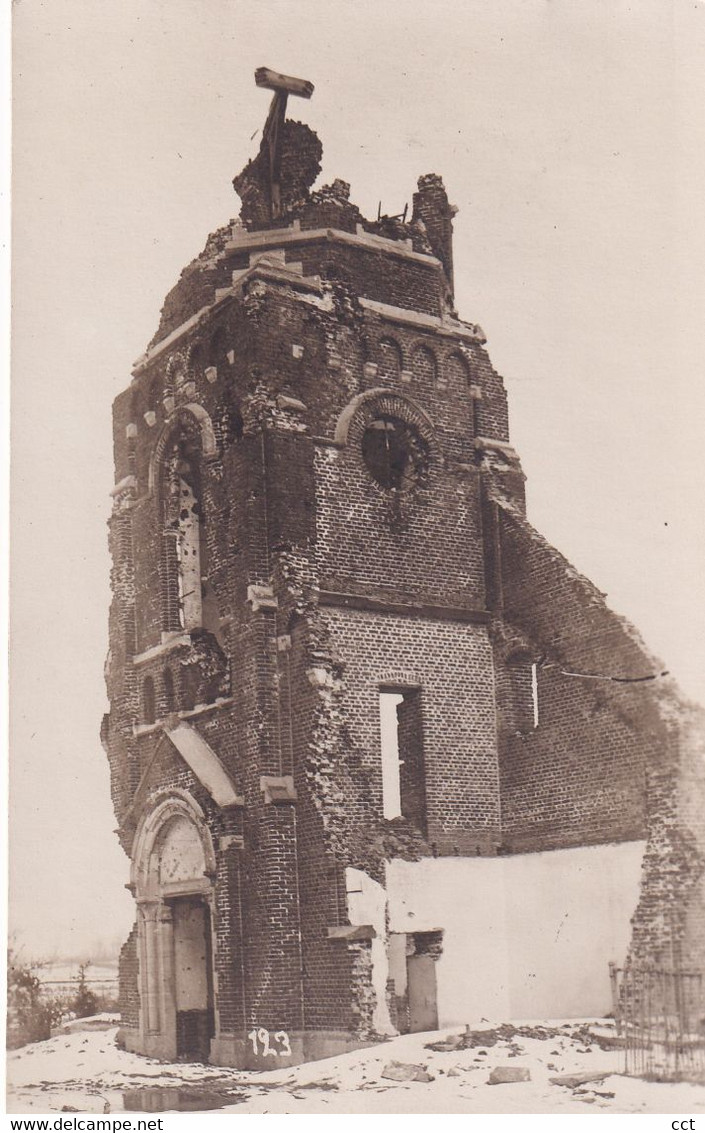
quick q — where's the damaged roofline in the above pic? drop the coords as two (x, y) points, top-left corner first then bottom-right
(131, 233), (482, 376)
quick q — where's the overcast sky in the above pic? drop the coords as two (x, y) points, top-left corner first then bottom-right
(10, 0), (705, 959)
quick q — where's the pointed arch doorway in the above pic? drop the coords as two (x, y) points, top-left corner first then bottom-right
(131, 792), (217, 1061)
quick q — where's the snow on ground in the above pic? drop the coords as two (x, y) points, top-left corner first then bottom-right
(7, 1018), (705, 1115)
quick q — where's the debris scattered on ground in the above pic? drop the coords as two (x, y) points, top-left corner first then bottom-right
(427, 1020), (621, 1054)
(7, 1017), (705, 1115)
(426, 1034), (464, 1052)
(296, 1080), (339, 1091)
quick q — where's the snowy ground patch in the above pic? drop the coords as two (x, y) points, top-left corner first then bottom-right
(7, 1018), (705, 1114)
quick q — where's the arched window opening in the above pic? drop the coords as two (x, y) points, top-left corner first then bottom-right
(217, 402), (244, 449)
(447, 351), (479, 434)
(411, 345), (437, 387)
(180, 664), (200, 713)
(507, 653), (539, 735)
(172, 358), (188, 394)
(445, 351), (470, 388)
(201, 580), (223, 643)
(378, 337), (403, 382)
(161, 428), (207, 633)
(162, 668), (175, 714)
(148, 377), (161, 411)
(208, 327), (228, 369)
(129, 389), (140, 427)
(230, 404), (244, 441)
(189, 343), (203, 379)
(175, 476), (200, 627)
(162, 372), (175, 414)
(143, 676), (156, 725)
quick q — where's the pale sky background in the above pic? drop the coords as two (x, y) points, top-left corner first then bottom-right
(10, 0), (705, 959)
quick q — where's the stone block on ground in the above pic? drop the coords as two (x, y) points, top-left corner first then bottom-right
(488, 1066), (531, 1085)
(381, 1060), (434, 1083)
(426, 1033), (464, 1052)
(549, 1071), (611, 1088)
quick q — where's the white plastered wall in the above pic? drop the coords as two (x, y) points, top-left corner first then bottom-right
(346, 867), (395, 1035)
(386, 841), (645, 1025)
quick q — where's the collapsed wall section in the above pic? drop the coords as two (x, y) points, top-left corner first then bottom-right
(626, 697), (705, 971)
(492, 499), (705, 974)
(493, 502), (659, 850)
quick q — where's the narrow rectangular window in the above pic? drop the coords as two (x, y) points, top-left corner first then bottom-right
(379, 688), (427, 832)
(379, 691), (403, 819)
(507, 653), (538, 735)
(531, 661), (539, 729)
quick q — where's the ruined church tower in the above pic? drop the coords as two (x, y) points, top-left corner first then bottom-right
(103, 70), (704, 1068)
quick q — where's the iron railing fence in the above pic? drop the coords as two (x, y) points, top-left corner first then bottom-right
(610, 963), (705, 1083)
